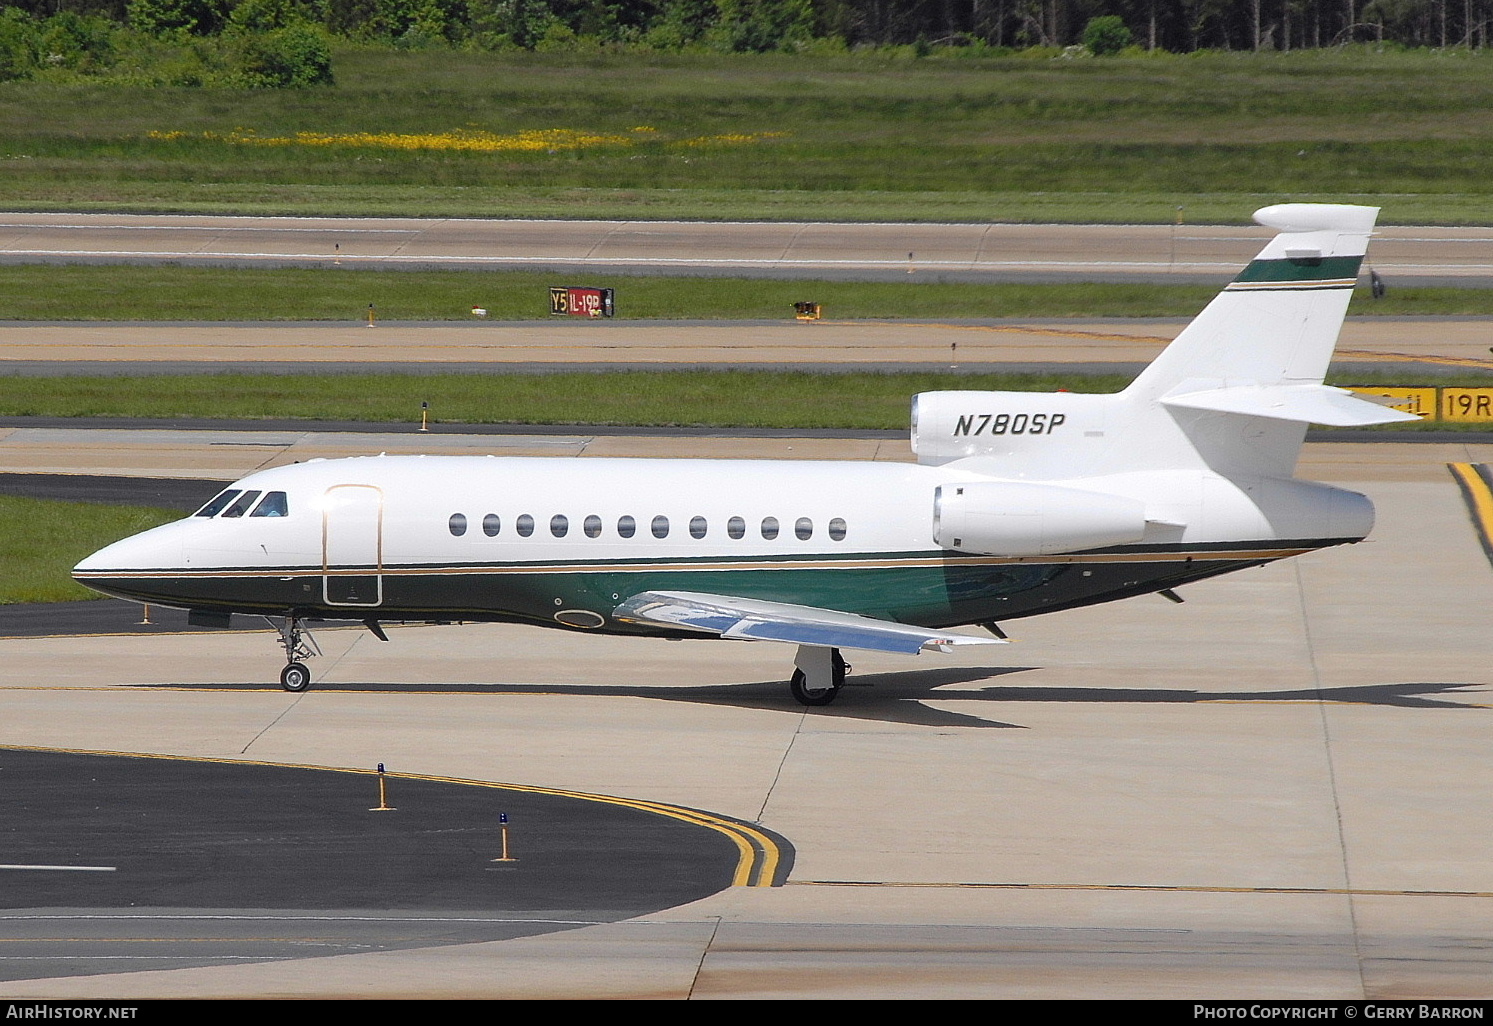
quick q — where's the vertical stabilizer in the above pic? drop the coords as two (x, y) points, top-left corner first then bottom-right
(916, 204), (1414, 482)
(1112, 203), (1413, 477)
(1127, 203), (1377, 399)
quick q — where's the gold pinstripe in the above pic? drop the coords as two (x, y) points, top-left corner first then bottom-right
(74, 546), (1310, 582)
(1224, 279), (1356, 291)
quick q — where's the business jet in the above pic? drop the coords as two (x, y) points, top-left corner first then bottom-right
(73, 204), (1414, 704)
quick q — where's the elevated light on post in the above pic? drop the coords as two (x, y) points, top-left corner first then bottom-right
(370, 762), (395, 812)
(492, 811), (516, 862)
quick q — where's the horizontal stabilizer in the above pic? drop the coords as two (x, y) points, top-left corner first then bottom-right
(613, 590), (1004, 655)
(1160, 384), (1420, 427)
(1253, 203), (1380, 234)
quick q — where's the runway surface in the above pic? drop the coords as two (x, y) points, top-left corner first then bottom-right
(5, 212), (1493, 284)
(0, 435), (1490, 998)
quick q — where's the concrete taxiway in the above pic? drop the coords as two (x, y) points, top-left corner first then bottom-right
(1, 316), (1491, 376)
(0, 432), (1489, 998)
(4, 213), (1493, 284)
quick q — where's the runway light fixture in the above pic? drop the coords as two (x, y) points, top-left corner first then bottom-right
(370, 762), (396, 812)
(492, 811), (517, 863)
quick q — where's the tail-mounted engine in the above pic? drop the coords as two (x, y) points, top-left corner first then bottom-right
(933, 481), (1147, 556)
(911, 390), (1111, 470)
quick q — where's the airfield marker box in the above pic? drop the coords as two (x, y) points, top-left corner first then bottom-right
(549, 287), (615, 318)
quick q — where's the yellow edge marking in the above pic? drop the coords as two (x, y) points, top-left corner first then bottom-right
(822, 319), (1173, 345)
(1449, 462), (1493, 564)
(791, 880), (1493, 898)
(1340, 349), (1493, 371)
(13, 326), (1493, 370)
(0, 743), (781, 888)
(823, 319), (1493, 372)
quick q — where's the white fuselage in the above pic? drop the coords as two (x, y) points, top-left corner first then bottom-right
(74, 453), (1372, 633)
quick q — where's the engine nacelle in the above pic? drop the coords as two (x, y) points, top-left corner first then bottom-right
(912, 390), (1112, 468)
(933, 481), (1148, 556)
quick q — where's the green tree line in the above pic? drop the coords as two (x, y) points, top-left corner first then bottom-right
(0, 0), (333, 84)
(2, 0), (1490, 86)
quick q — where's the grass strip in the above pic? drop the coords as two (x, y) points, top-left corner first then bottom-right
(7, 186), (1493, 227)
(5, 370), (1493, 431)
(0, 495), (177, 604)
(9, 48), (1493, 223)
(0, 371), (1128, 429)
(0, 266), (1489, 321)
(0, 266), (1215, 321)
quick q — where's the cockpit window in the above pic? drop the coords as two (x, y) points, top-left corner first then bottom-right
(249, 491), (289, 518)
(219, 490), (262, 518)
(194, 489), (241, 517)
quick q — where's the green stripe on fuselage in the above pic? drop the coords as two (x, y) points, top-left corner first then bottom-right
(1232, 255), (1362, 284)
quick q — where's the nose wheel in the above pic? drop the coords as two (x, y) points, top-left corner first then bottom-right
(270, 614), (320, 692)
(280, 662), (311, 692)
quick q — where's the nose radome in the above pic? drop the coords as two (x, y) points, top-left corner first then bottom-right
(73, 523), (184, 577)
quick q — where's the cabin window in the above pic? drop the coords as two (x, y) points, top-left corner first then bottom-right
(652, 515), (670, 539)
(795, 517), (813, 540)
(617, 515), (636, 538)
(583, 514), (602, 538)
(483, 513), (501, 537)
(249, 491), (288, 518)
(195, 489), (241, 517)
(220, 490), (262, 518)
(449, 513), (467, 537)
(689, 516), (708, 539)
(516, 514), (534, 537)
(829, 517), (847, 541)
(727, 516), (745, 539)
(761, 516), (779, 540)
(551, 514), (569, 538)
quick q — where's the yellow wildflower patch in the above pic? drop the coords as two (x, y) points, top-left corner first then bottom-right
(146, 126), (787, 154)
(148, 128), (639, 152)
(672, 131), (790, 149)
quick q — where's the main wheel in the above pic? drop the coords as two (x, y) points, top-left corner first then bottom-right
(789, 650), (848, 707)
(280, 662), (311, 692)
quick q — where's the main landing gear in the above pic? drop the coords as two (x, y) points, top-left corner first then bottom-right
(272, 614), (321, 693)
(789, 646), (849, 707)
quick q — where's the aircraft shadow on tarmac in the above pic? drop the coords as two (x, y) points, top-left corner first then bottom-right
(148, 671), (1489, 730)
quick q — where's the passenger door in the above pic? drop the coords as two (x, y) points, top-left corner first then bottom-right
(322, 484), (383, 607)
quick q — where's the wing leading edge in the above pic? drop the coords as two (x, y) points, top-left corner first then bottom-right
(612, 590), (1006, 655)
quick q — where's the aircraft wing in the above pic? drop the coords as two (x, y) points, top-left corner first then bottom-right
(612, 590), (1006, 655)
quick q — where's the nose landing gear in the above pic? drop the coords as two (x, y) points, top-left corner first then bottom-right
(280, 661), (312, 692)
(271, 614), (320, 692)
